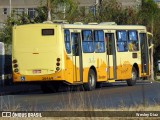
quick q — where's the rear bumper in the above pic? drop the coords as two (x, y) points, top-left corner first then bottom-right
(13, 71), (64, 82)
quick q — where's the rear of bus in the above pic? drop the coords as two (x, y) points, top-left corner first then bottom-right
(12, 24), (63, 82)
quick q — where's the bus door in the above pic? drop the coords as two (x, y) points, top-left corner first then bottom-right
(139, 33), (149, 75)
(71, 31), (83, 82)
(105, 32), (117, 80)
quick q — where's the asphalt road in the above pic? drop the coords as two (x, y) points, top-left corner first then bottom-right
(0, 80), (160, 111)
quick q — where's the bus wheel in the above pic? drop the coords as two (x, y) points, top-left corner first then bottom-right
(83, 69), (96, 91)
(127, 66), (137, 86)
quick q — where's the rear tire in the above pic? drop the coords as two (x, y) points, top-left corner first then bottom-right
(83, 69), (96, 91)
(127, 66), (137, 86)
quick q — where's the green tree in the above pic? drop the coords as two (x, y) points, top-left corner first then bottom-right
(138, 0), (160, 80)
(34, 6), (48, 23)
(46, 0), (77, 20)
(95, 0), (139, 25)
(139, 0), (158, 31)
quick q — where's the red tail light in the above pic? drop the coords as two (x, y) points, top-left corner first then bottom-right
(13, 59), (19, 73)
(56, 58), (61, 71)
(57, 58), (60, 62)
(13, 59), (17, 64)
(13, 64), (18, 68)
(56, 63), (60, 66)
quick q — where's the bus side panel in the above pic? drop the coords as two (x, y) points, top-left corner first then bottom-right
(63, 52), (74, 84)
(82, 53), (108, 83)
(96, 58), (108, 82)
(116, 53), (134, 80)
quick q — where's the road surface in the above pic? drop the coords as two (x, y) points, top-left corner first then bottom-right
(0, 80), (160, 111)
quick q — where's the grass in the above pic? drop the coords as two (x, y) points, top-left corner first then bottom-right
(1, 84), (160, 120)
(155, 79), (160, 81)
(0, 105), (160, 120)
(155, 72), (160, 81)
(1, 94), (160, 120)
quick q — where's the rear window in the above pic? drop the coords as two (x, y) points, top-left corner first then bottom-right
(42, 29), (54, 36)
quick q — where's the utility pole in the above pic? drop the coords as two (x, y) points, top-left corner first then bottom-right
(9, 0), (11, 17)
(150, 16), (154, 81)
(47, 0), (51, 21)
(63, 3), (66, 19)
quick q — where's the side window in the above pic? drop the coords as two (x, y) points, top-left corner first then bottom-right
(128, 30), (139, 51)
(82, 30), (94, 53)
(116, 31), (128, 52)
(64, 29), (71, 54)
(140, 33), (147, 52)
(94, 30), (105, 53)
(71, 33), (80, 56)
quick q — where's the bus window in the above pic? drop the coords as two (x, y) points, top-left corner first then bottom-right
(105, 34), (114, 55)
(94, 30), (105, 53)
(116, 31), (128, 52)
(140, 33), (149, 73)
(128, 30), (139, 51)
(71, 33), (79, 56)
(64, 30), (71, 54)
(82, 30), (94, 53)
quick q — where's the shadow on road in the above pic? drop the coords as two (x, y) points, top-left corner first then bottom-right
(1, 80), (153, 96)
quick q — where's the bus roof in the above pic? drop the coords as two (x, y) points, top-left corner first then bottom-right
(62, 23), (146, 30)
(13, 22), (147, 31)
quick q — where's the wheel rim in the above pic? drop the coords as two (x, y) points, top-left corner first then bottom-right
(89, 74), (95, 87)
(132, 70), (137, 81)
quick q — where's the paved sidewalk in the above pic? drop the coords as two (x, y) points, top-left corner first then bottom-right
(0, 83), (41, 95)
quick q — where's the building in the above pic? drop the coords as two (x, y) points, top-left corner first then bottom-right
(0, 0), (46, 24)
(0, 0), (142, 25)
(117, 0), (141, 8)
(75, 0), (142, 15)
(75, 0), (141, 8)
(154, 0), (160, 8)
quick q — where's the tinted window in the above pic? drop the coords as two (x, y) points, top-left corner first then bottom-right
(64, 30), (71, 54)
(94, 30), (105, 53)
(128, 30), (139, 51)
(117, 31), (127, 41)
(71, 33), (80, 56)
(82, 30), (94, 53)
(117, 31), (128, 52)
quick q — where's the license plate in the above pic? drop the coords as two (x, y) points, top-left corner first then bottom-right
(33, 70), (41, 74)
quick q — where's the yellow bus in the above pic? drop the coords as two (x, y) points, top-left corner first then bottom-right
(12, 21), (151, 92)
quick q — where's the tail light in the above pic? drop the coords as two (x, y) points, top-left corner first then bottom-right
(56, 58), (61, 71)
(14, 68), (19, 73)
(56, 67), (60, 71)
(56, 63), (60, 66)
(13, 64), (18, 68)
(57, 58), (60, 62)
(13, 59), (17, 64)
(13, 59), (19, 73)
